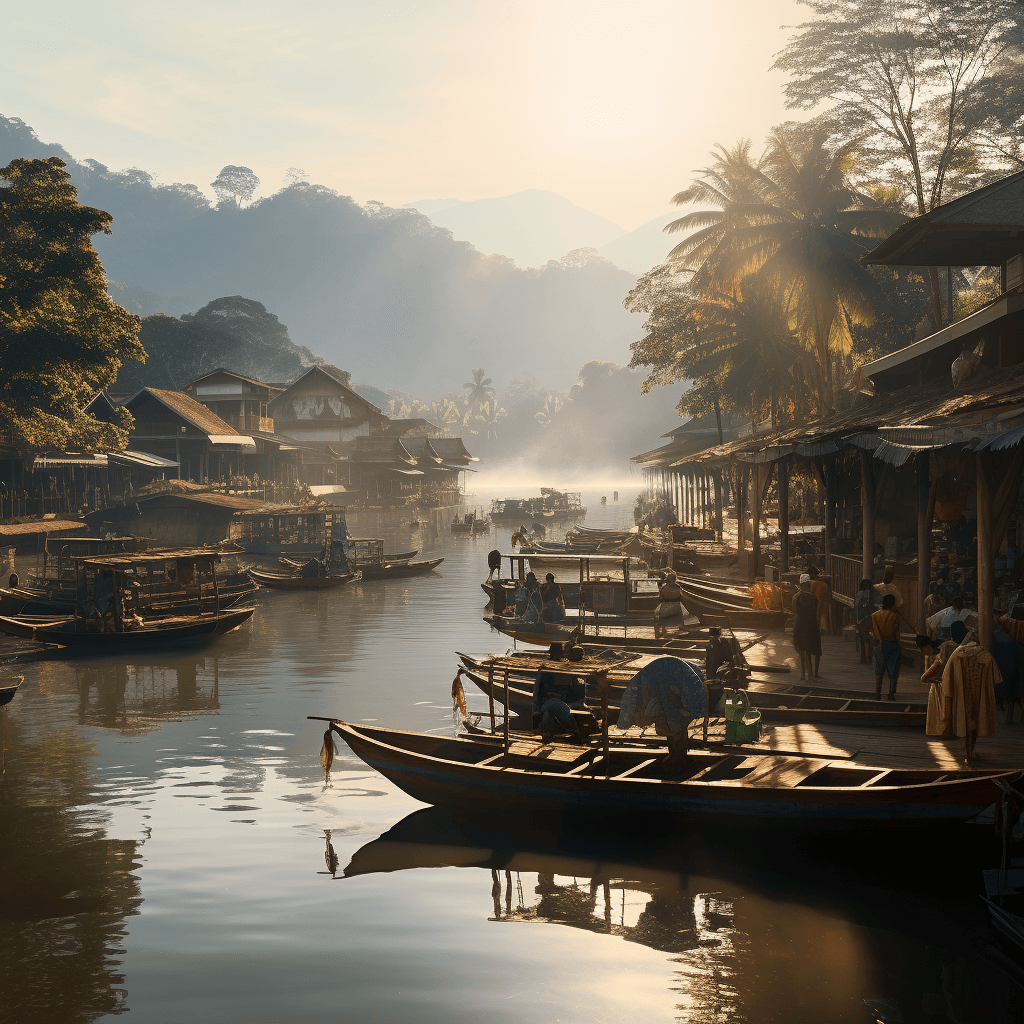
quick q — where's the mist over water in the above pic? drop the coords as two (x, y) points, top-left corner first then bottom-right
(2, 490), (1020, 1023)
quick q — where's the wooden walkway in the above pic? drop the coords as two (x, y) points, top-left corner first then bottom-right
(738, 632), (1024, 771)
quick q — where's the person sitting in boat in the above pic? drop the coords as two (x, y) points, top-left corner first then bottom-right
(540, 573), (565, 622)
(654, 570), (684, 637)
(705, 626), (733, 680)
(532, 644), (586, 742)
(523, 572), (544, 624)
(871, 593), (903, 700)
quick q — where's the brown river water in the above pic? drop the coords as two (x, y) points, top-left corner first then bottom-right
(1, 489), (1021, 1023)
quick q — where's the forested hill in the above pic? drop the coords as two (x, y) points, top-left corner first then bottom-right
(1, 115), (641, 396)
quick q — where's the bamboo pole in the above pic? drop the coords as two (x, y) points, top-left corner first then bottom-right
(916, 453), (930, 634)
(977, 452), (993, 651)
(779, 456), (790, 573)
(860, 449), (875, 585)
(488, 663), (495, 735)
(503, 667), (510, 753)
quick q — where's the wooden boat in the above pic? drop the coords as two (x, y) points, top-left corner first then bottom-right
(248, 568), (358, 590)
(490, 490), (586, 522)
(0, 676), (24, 706)
(322, 720), (1016, 828)
(458, 656), (925, 727)
(359, 558), (444, 579)
(0, 607), (254, 649)
(678, 584), (790, 630)
(452, 512), (489, 534)
(483, 620), (721, 652)
(983, 864), (1024, 955)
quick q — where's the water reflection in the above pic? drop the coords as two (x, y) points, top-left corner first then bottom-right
(74, 658), (220, 733)
(340, 807), (1024, 1024)
(0, 714), (142, 1023)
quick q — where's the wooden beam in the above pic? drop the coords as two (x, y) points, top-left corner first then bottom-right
(779, 455), (790, 573)
(977, 451), (993, 651)
(916, 452), (930, 634)
(860, 449), (875, 585)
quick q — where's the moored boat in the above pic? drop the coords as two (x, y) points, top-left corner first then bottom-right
(359, 558), (444, 580)
(0, 675), (24, 706)
(323, 720), (1014, 828)
(248, 568), (358, 590)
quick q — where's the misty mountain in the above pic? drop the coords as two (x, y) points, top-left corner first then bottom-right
(1, 114), (643, 397)
(404, 189), (624, 268)
(597, 212), (679, 275)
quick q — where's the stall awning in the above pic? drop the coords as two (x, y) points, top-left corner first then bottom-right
(208, 434), (256, 448)
(108, 451), (180, 469)
(33, 454), (108, 468)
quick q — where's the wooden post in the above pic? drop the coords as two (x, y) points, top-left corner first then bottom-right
(860, 449), (875, 585)
(712, 471), (723, 541)
(977, 452), (993, 651)
(211, 558), (221, 615)
(751, 465), (762, 580)
(822, 458), (835, 564)
(502, 667), (510, 753)
(599, 672), (610, 778)
(916, 453), (930, 634)
(779, 456), (790, 573)
(736, 466), (747, 551)
(488, 663), (496, 735)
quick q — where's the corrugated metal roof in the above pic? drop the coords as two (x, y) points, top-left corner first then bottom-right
(109, 451), (180, 469)
(33, 454), (108, 468)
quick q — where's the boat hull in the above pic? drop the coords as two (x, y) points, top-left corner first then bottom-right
(359, 558), (444, 580)
(0, 607), (255, 650)
(335, 722), (1010, 828)
(248, 569), (358, 590)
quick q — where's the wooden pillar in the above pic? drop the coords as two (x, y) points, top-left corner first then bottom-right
(736, 467), (746, 551)
(916, 452), (930, 634)
(860, 449), (875, 585)
(977, 451), (993, 651)
(712, 471), (723, 541)
(821, 458), (835, 564)
(751, 466), (762, 580)
(779, 456), (790, 573)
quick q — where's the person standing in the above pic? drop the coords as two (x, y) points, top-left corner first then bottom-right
(540, 573), (566, 623)
(875, 566), (903, 609)
(654, 570), (684, 637)
(792, 574), (822, 681)
(871, 593), (902, 700)
(855, 578), (879, 665)
(806, 565), (832, 633)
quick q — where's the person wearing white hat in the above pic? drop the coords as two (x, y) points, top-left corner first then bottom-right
(792, 573), (822, 680)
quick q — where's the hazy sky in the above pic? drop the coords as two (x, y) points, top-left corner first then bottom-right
(4, 1), (811, 231)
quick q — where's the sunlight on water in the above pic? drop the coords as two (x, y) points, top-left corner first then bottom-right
(1, 489), (1021, 1023)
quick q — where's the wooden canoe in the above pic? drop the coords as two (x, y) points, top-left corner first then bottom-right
(0, 675), (24, 706)
(459, 658), (926, 727)
(359, 558), (444, 579)
(248, 568), (359, 590)
(0, 607), (254, 650)
(678, 585), (790, 630)
(325, 720), (1015, 827)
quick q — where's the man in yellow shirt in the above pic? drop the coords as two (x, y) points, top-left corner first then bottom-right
(871, 593), (902, 700)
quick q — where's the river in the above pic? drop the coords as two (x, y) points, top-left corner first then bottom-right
(1, 489), (1021, 1023)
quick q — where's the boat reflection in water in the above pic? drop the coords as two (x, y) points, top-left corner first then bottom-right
(338, 808), (1024, 1024)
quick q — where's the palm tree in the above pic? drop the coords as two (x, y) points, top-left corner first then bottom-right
(463, 369), (495, 409)
(683, 280), (813, 430)
(666, 130), (905, 411)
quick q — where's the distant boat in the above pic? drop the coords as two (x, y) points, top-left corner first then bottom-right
(359, 558), (444, 580)
(248, 568), (359, 590)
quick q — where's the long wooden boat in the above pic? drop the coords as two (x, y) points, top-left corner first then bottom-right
(0, 574), (258, 616)
(325, 720), (1015, 828)
(679, 585), (790, 630)
(0, 607), (254, 649)
(458, 657), (926, 727)
(0, 675), (24, 706)
(248, 568), (358, 590)
(359, 557), (444, 580)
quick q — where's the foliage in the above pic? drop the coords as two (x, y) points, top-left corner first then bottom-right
(773, 0), (1024, 323)
(0, 157), (143, 449)
(211, 165), (260, 208)
(116, 295), (324, 392)
(631, 133), (904, 423)
(463, 368), (495, 407)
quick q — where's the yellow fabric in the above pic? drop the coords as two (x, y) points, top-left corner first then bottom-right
(747, 582), (782, 610)
(997, 616), (1024, 645)
(871, 608), (900, 643)
(926, 641), (1000, 738)
(809, 579), (830, 627)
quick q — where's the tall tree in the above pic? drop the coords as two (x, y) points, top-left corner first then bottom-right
(773, 0), (1024, 325)
(0, 157), (144, 448)
(211, 165), (260, 208)
(462, 368), (495, 408)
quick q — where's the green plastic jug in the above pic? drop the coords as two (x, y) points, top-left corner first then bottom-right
(723, 689), (762, 744)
